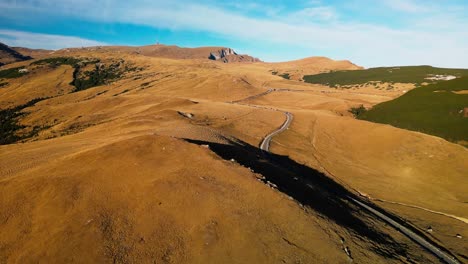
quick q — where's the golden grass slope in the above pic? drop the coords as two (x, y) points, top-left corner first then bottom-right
(0, 43), (32, 66)
(0, 48), (465, 263)
(65, 44), (259, 63)
(247, 91), (468, 257)
(1, 133), (343, 263)
(269, 56), (363, 80)
(98, 44), (227, 59)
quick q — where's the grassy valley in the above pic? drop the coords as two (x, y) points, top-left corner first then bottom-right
(358, 77), (468, 145)
(303, 66), (468, 146)
(303, 66), (468, 86)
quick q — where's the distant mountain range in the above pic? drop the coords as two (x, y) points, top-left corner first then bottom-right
(78, 44), (261, 63)
(0, 42), (360, 76)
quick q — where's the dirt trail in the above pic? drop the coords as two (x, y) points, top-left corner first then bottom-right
(375, 198), (468, 224)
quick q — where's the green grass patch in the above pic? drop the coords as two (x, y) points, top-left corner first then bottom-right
(71, 62), (123, 92)
(279, 73), (290, 80)
(31, 56), (139, 92)
(30, 56), (118, 92)
(31, 57), (84, 67)
(0, 67), (28, 79)
(304, 66), (468, 86)
(349, 105), (367, 117)
(356, 77), (468, 144)
(271, 71), (290, 79)
(0, 97), (49, 145)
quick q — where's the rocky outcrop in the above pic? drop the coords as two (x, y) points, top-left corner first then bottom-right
(220, 48), (237, 57)
(208, 48), (260, 63)
(209, 52), (220, 60)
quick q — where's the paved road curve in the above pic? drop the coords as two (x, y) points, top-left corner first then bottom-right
(257, 104), (460, 264)
(350, 198), (460, 264)
(260, 111), (293, 152)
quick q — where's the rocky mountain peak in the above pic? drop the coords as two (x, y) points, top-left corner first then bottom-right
(209, 48), (260, 63)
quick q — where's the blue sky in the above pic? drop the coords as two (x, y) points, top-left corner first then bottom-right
(0, 0), (467, 67)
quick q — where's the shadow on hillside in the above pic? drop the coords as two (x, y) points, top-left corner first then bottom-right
(185, 138), (411, 259)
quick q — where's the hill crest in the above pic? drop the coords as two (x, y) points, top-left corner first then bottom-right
(0, 42), (33, 66)
(78, 44), (261, 63)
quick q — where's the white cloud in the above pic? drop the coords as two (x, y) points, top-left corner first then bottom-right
(286, 6), (338, 22)
(0, 0), (467, 67)
(382, 0), (431, 13)
(224, 2), (283, 17)
(0, 29), (107, 50)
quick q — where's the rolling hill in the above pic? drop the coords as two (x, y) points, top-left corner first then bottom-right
(0, 42), (33, 66)
(80, 44), (261, 63)
(0, 46), (466, 263)
(302, 66), (468, 146)
(270, 56), (363, 81)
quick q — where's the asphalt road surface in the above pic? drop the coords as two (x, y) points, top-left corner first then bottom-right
(350, 198), (460, 264)
(260, 111), (293, 152)
(257, 105), (460, 264)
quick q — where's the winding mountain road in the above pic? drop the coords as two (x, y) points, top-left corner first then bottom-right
(260, 111), (293, 152)
(349, 198), (460, 264)
(249, 89), (460, 264)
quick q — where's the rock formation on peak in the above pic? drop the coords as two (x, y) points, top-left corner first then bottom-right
(208, 52), (220, 60)
(86, 44), (261, 63)
(209, 48), (260, 63)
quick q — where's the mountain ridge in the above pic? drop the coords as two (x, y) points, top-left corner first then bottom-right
(0, 42), (33, 66)
(0, 42), (362, 70)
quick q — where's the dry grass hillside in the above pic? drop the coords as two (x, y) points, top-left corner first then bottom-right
(0, 47), (466, 263)
(11, 46), (52, 59)
(75, 44), (260, 63)
(0, 43), (32, 66)
(269, 57), (363, 80)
